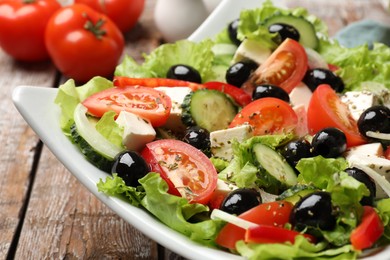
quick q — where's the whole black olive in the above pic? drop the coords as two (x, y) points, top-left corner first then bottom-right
(290, 191), (336, 231)
(182, 126), (211, 156)
(303, 68), (345, 93)
(357, 105), (390, 138)
(252, 84), (290, 102)
(228, 19), (241, 46)
(268, 23), (300, 43)
(111, 151), (150, 187)
(167, 64), (202, 83)
(225, 60), (258, 88)
(345, 167), (376, 206)
(311, 127), (347, 158)
(220, 188), (261, 215)
(281, 139), (313, 168)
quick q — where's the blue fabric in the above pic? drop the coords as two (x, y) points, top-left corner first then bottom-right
(334, 19), (390, 48)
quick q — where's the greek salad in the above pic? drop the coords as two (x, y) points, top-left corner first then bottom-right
(55, 1), (390, 259)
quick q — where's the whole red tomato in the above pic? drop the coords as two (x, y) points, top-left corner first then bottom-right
(0, 0), (61, 61)
(45, 3), (124, 83)
(74, 0), (145, 33)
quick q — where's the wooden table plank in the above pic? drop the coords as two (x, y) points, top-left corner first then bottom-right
(0, 55), (57, 258)
(14, 146), (159, 259)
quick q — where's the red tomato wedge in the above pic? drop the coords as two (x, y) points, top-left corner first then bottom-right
(328, 63), (340, 72)
(82, 86), (172, 127)
(350, 206), (384, 250)
(245, 224), (316, 244)
(229, 97), (298, 136)
(140, 139), (218, 205)
(113, 76), (205, 91)
(385, 147), (390, 160)
(203, 81), (252, 107)
(307, 84), (367, 147)
(242, 38), (308, 95)
(215, 201), (293, 250)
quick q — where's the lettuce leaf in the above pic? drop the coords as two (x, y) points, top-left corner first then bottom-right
(318, 39), (390, 91)
(54, 77), (114, 134)
(218, 134), (295, 191)
(236, 236), (357, 260)
(97, 172), (224, 246)
(376, 198), (390, 245)
(214, 0), (328, 49)
(115, 39), (217, 82)
(97, 173), (145, 207)
(139, 172), (224, 246)
(95, 111), (124, 148)
(296, 156), (369, 246)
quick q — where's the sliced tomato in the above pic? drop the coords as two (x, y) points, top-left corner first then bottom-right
(215, 201), (293, 250)
(140, 139), (218, 205)
(245, 224), (316, 244)
(113, 76), (205, 91)
(307, 84), (367, 147)
(82, 86), (172, 127)
(350, 206), (384, 250)
(203, 81), (252, 107)
(242, 38), (307, 95)
(229, 97), (298, 136)
(208, 188), (230, 210)
(385, 147), (390, 160)
(328, 63), (340, 72)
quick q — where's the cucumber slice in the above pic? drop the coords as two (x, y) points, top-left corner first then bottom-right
(277, 184), (317, 204)
(70, 124), (114, 172)
(263, 14), (319, 50)
(73, 103), (123, 160)
(253, 143), (297, 188)
(181, 89), (237, 132)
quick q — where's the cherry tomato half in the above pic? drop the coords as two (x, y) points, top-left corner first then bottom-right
(45, 3), (124, 83)
(203, 81), (252, 107)
(0, 0), (61, 61)
(350, 206), (384, 250)
(307, 84), (366, 147)
(141, 139), (218, 205)
(229, 97), (298, 136)
(215, 201), (293, 249)
(242, 38), (308, 94)
(245, 224), (315, 244)
(82, 86), (172, 127)
(384, 147), (390, 160)
(75, 0), (145, 33)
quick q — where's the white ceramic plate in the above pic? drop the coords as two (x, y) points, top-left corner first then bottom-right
(12, 85), (244, 260)
(11, 0), (390, 259)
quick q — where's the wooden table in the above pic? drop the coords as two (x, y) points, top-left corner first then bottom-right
(1, 0), (389, 259)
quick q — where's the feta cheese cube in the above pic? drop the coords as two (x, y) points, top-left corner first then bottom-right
(210, 124), (253, 161)
(232, 39), (271, 65)
(341, 91), (377, 121)
(116, 111), (156, 151)
(155, 86), (192, 132)
(344, 143), (389, 198)
(346, 154), (390, 198)
(289, 83), (312, 111)
(344, 142), (384, 158)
